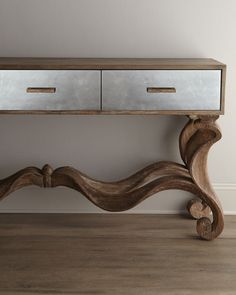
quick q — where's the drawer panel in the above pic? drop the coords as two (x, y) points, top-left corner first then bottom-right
(0, 70), (100, 110)
(102, 70), (221, 111)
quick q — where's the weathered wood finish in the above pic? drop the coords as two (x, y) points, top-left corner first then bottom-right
(0, 110), (224, 115)
(186, 198), (211, 219)
(0, 57), (226, 70)
(180, 115), (224, 240)
(26, 87), (56, 93)
(0, 116), (223, 240)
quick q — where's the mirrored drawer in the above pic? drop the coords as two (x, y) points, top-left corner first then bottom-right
(0, 70), (100, 110)
(102, 70), (222, 111)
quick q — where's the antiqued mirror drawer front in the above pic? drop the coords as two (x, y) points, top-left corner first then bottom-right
(102, 70), (222, 111)
(0, 70), (101, 110)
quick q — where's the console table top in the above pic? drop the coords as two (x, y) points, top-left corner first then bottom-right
(0, 58), (226, 70)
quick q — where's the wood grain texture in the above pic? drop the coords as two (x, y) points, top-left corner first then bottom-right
(26, 87), (56, 93)
(0, 214), (235, 295)
(147, 87), (176, 93)
(0, 58), (226, 70)
(0, 116), (224, 240)
(0, 162), (192, 212)
(180, 115), (224, 240)
(0, 110), (224, 115)
(186, 198), (211, 219)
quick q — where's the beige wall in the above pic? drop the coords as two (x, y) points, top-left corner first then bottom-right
(0, 0), (235, 213)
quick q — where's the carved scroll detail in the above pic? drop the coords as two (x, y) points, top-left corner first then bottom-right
(0, 162), (192, 211)
(180, 116), (224, 240)
(186, 199), (211, 220)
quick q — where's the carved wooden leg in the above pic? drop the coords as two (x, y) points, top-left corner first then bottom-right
(0, 116), (224, 241)
(180, 115), (224, 240)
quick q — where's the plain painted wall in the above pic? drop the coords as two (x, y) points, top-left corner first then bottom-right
(0, 0), (235, 213)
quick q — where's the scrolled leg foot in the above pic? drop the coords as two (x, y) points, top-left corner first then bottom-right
(196, 217), (213, 241)
(187, 199), (211, 219)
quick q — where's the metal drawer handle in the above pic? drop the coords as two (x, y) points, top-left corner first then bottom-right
(147, 87), (176, 94)
(27, 87), (56, 93)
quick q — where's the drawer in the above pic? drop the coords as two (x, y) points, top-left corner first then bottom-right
(102, 70), (222, 111)
(0, 70), (100, 110)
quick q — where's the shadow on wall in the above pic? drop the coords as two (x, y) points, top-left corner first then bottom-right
(0, 115), (192, 213)
(0, 115), (187, 180)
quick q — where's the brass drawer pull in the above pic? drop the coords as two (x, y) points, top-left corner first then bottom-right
(27, 87), (56, 93)
(147, 87), (176, 94)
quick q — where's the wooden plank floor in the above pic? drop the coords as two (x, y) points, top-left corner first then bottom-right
(0, 214), (236, 295)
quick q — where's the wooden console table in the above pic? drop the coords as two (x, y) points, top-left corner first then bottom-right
(0, 58), (226, 240)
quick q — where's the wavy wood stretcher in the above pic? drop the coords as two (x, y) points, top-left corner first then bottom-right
(0, 115), (223, 240)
